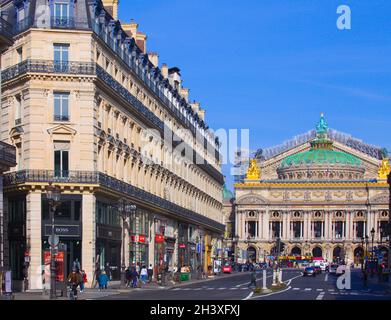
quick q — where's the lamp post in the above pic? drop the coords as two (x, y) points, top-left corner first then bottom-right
(365, 235), (369, 270)
(361, 237), (365, 271)
(370, 228), (375, 261)
(46, 183), (61, 300)
(117, 198), (136, 289)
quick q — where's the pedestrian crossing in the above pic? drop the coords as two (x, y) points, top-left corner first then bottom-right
(171, 287), (251, 291)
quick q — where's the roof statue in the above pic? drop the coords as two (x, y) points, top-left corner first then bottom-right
(378, 158), (390, 180)
(246, 159), (261, 180)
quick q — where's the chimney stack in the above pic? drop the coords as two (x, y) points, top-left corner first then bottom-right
(102, 0), (119, 20)
(122, 20), (147, 53)
(180, 88), (189, 103)
(148, 52), (159, 68)
(161, 64), (168, 78)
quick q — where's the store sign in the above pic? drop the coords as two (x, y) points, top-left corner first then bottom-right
(155, 235), (165, 243)
(179, 244), (186, 249)
(44, 251), (65, 283)
(44, 225), (80, 237)
(131, 235), (146, 243)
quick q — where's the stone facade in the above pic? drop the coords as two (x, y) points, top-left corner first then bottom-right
(0, 0), (224, 290)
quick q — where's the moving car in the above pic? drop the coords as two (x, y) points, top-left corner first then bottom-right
(329, 264), (338, 274)
(222, 264), (232, 274)
(303, 267), (316, 277)
(314, 266), (322, 274)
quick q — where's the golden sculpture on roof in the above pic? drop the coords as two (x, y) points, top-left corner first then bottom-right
(246, 159), (261, 180)
(378, 158), (390, 179)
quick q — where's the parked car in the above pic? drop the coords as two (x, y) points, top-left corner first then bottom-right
(303, 267), (316, 277)
(329, 264), (338, 274)
(314, 266), (322, 274)
(222, 264), (232, 274)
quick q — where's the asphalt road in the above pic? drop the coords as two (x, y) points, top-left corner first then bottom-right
(99, 268), (391, 300)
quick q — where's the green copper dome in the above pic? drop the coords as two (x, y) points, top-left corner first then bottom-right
(280, 149), (361, 168)
(279, 114), (362, 169)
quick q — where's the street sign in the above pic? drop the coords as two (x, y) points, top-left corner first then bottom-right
(48, 234), (59, 248)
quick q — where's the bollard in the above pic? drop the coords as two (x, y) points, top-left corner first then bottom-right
(278, 269), (283, 284)
(262, 269), (267, 290)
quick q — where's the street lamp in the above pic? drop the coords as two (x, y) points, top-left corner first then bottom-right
(365, 235), (369, 270)
(370, 228), (375, 261)
(117, 198), (136, 289)
(361, 237), (365, 271)
(46, 182), (61, 300)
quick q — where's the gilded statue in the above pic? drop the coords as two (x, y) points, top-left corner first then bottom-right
(246, 159), (261, 180)
(378, 158), (390, 179)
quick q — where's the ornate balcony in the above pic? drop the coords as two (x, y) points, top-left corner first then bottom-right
(0, 17), (13, 51)
(1, 59), (96, 82)
(3, 170), (225, 233)
(0, 141), (16, 173)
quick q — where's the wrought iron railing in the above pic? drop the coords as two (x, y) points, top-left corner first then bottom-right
(54, 115), (70, 122)
(3, 170), (225, 232)
(0, 141), (17, 168)
(1, 59), (96, 82)
(0, 17), (13, 40)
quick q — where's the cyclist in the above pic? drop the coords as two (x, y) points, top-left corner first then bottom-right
(68, 268), (82, 300)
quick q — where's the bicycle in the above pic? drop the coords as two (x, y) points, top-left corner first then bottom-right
(68, 283), (79, 300)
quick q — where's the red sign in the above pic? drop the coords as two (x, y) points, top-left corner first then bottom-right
(131, 235), (146, 243)
(155, 235), (165, 243)
(44, 251), (65, 282)
(179, 244), (186, 249)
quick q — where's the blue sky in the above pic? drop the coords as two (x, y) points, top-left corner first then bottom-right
(119, 0), (391, 191)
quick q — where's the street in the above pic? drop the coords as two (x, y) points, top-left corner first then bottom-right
(97, 268), (391, 301)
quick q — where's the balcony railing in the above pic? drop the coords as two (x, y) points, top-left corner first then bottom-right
(0, 141), (17, 169)
(3, 170), (225, 232)
(1, 59), (96, 82)
(54, 115), (70, 122)
(0, 17), (13, 40)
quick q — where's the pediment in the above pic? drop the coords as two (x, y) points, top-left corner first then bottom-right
(47, 124), (77, 137)
(237, 194), (268, 205)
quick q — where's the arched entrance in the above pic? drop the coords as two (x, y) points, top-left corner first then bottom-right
(312, 246), (322, 258)
(354, 247), (364, 266)
(333, 246), (343, 263)
(247, 246), (257, 263)
(291, 246), (301, 256)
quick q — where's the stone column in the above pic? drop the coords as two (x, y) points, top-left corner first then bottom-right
(149, 219), (155, 269)
(258, 212), (263, 240)
(263, 210), (269, 240)
(241, 212), (245, 240)
(26, 191), (42, 290)
(82, 192), (95, 287)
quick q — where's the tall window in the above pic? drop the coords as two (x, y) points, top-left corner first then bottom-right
(54, 44), (69, 72)
(54, 92), (69, 121)
(54, 142), (69, 177)
(14, 94), (22, 125)
(53, 1), (70, 27)
(17, 47), (23, 63)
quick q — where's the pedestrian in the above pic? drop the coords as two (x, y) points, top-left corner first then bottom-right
(248, 270), (257, 288)
(147, 264), (154, 283)
(98, 271), (109, 290)
(94, 266), (101, 289)
(125, 267), (132, 288)
(104, 262), (111, 281)
(131, 268), (139, 288)
(73, 258), (81, 272)
(80, 270), (87, 293)
(140, 265), (148, 284)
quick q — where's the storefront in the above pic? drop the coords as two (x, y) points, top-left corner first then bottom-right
(164, 221), (176, 272)
(129, 208), (151, 268)
(178, 223), (189, 269)
(42, 194), (83, 279)
(95, 199), (122, 280)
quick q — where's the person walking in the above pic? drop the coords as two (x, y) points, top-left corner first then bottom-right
(140, 265), (148, 284)
(104, 263), (111, 281)
(248, 270), (257, 288)
(93, 265), (101, 289)
(125, 267), (132, 288)
(73, 259), (81, 272)
(98, 271), (109, 291)
(131, 268), (139, 288)
(80, 270), (87, 293)
(147, 264), (154, 283)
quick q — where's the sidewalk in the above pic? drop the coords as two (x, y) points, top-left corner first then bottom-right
(7, 272), (245, 300)
(355, 271), (391, 295)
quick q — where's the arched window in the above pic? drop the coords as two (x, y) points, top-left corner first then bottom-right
(381, 211), (388, 218)
(272, 211), (280, 218)
(356, 211), (364, 218)
(248, 211), (256, 217)
(336, 211), (343, 218)
(315, 211), (322, 218)
(294, 211), (301, 218)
